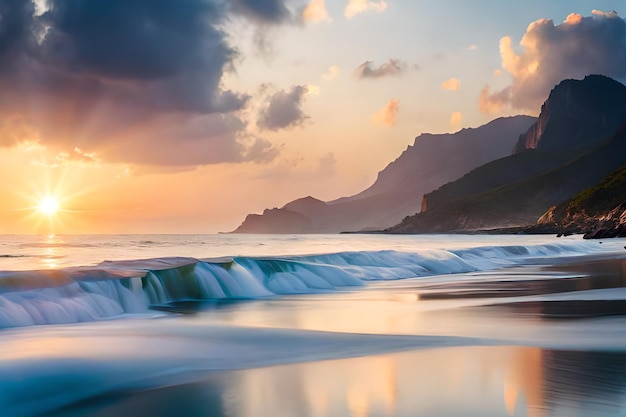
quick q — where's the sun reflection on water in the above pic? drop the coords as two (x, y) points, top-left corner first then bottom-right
(40, 234), (63, 269)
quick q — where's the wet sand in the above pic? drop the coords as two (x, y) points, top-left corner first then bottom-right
(49, 346), (626, 417)
(417, 255), (626, 317)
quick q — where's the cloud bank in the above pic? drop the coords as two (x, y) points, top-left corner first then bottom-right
(480, 10), (626, 113)
(0, 0), (298, 166)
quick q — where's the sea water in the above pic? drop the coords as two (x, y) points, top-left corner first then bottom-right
(1, 234), (626, 417)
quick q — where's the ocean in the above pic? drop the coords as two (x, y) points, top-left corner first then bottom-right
(2, 233), (626, 417)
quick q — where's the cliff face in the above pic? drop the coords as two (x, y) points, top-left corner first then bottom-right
(513, 75), (626, 153)
(344, 115), (536, 202)
(390, 75), (626, 234)
(232, 115), (535, 233)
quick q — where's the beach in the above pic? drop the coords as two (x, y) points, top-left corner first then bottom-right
(1, 234), (626, 416)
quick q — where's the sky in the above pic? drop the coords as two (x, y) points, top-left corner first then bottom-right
(0, 0), (625, 234)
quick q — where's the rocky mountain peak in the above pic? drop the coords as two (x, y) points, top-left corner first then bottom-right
(513, 75), (626, 153)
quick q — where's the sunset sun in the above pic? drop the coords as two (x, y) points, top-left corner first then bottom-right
(37, 196), (60, 217)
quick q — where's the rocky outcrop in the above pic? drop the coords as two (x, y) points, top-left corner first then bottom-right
(528, 162), (626, 239)
(231, 116), (536, 233)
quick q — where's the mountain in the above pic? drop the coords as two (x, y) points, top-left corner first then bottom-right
(528, 157), (626, 239)
(389, 75), (626, 233)
(513, 75), (626, 153)
(234, 208), (312, 234)
(231, 115), (536, 233)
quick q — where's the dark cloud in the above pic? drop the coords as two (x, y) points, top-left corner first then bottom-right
(49, 0), (248, 115)
(480, 10), (626, 113)
(354, 59), (407, 79)
(0, 0), (38, 62)
(42, 0), (225, 80)
(228, 0), (293, 24)
(257, 85), (310, 131)
(0, 0), (294, 166)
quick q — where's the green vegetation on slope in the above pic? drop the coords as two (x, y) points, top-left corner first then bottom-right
(558, 163), (626, 218)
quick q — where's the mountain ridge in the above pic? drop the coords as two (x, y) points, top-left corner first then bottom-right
(230, 115), (536, 233)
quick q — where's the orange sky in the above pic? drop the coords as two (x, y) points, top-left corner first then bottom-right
(0, 1), (624, 233)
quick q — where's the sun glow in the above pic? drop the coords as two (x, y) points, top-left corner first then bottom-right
(37, 196), (60, 216)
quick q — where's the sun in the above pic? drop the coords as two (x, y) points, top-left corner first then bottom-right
(37, 196), (60, 216)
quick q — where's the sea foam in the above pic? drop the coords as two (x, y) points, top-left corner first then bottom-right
(0, 241), (612, 328)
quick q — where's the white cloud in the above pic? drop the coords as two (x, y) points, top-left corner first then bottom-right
(302, 0), (331, 23)
(344, 0), (388, 19)
(323, 65), (340, 80)
(441, 77), (461, 92)
(480, 10), (626, 113)
(305, 84), (321, 96)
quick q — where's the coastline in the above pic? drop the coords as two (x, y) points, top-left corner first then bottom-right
(3, 238), (626, 416)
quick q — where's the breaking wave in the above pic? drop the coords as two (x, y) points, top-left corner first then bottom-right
(0, 241), (609, 328)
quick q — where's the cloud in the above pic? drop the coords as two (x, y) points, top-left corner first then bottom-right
(57, 148), (98, 164)
(449, 111), (463, 128)
(345, 0), (388, 19)
(468, 44), (478, 51)
(441, 77), (461, 92)
(32, 147), (99, 168)
(0, 0), (305, 167)
(480, 10), (626, 113)
(241, 138), (281, 164)
(323, 64), (340, 80)
(478, 85), (511, 114)
(305, 84), (321, 96)
(317, 152), (336, 176)
(38, 0), (245, 113)
(257, 85), (311, 131)
(228, 0), (293, 24)
(372, 99), (399, 126)
(354, 59), (407, 79)
(303, 0), (331, 23)
(0, 115), (41, 147)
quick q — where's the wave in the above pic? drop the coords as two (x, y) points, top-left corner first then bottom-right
(0, 241), (609, 329)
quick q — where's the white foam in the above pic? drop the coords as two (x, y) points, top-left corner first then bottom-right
(0, 240), (621, 328)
